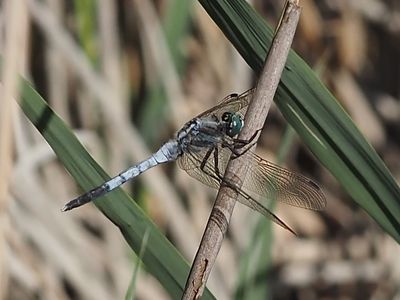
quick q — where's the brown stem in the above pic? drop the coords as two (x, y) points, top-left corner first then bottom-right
(182, 1), (302, 299)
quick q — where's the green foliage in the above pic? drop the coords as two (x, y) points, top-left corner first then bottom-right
(74, 0), (98, 64)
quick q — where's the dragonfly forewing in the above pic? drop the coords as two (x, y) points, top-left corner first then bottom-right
(243, 151), (326, 210)
(178, 150), (221, 189)
(196, 89), (254, 120)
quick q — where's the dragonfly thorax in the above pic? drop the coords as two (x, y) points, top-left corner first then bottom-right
(176, 118), (204, 151)
(221, 112), (244, 137)
(176, 112), (244, 154)
(176, 116), (228, 154)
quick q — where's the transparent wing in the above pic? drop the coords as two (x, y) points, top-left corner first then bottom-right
(178, 148), (221, 189)
(178, 148), (298, 234)
(243, 152), (326, 210)
(195, 88), (254, 120)
(178, 145), (326, 211)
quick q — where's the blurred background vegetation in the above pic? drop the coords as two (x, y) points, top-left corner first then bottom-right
(1, 0), (400, 299)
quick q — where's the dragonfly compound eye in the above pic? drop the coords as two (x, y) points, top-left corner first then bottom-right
(226, 113), (243, 137)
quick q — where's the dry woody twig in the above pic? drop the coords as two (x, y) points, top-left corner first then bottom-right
(182, 1), (302, 299)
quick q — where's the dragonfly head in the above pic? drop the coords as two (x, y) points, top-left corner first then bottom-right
(222, 112), (244, 137)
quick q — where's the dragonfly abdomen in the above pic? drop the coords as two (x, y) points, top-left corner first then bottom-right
(62, 140), (181, 211)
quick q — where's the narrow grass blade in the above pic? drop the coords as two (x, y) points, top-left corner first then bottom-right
(125, 228), (150, 300)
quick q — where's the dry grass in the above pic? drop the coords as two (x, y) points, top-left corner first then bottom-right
(1, 0), (399, 299)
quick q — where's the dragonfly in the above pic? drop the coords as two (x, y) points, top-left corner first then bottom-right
(62, 89), (326, 234)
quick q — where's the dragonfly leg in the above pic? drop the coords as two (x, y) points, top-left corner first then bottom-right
(232, 128), (262, 148)
(230, 144), (254, 160)
(219, 130), (256, 157)
(201, 159), (223, 183)
(213, 147), (221, 178)
(223, 130), (261, 160)
(200, 147), (213, 170)
(199, 147), (222, 179)
(227, 128), (263, 159)
(199, 147), (240, 188)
